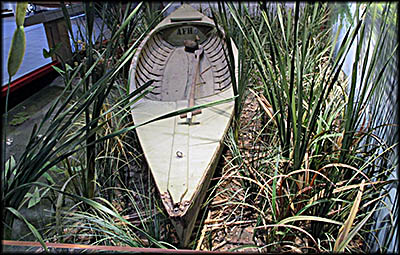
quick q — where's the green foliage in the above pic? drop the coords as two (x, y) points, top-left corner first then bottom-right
(2, 1), (152, 241)
(7, 2), (28, 78)
(43, 42), (62, 59)
(2, 2), (28, 240)
(205, 2), (398, 253)
(9, 111), (29, 126)
(7, 27), (26, 78)
(15, 2), (28, 27)
(329, 3), (353, 27)
(2, 2), (397, 252)
(7, 207), (48, 251)
(209, 2), (253, 140)
(2, 1), (235, 248)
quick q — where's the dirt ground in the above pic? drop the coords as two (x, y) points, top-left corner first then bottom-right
(195, 91), (267, 252)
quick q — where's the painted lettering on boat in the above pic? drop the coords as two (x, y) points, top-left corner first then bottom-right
(176, 26), (198, 35)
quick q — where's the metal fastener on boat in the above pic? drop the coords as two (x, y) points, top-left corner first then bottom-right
(176, 151), (183, 158)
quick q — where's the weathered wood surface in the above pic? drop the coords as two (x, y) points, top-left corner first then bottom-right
(129, 4), (237, 247)
(23, 4), (83, 27)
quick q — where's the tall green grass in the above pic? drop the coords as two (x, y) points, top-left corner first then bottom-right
(209, 2), (252, 141)
(2, 1), (29, 241)
(3, 2), (396, 252)
(2, 0), (161, 243)
(203, 2), (398, 252)
(2, 2), (236, 249)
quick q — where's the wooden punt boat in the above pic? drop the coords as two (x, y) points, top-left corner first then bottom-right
(129, 4), (237, 247)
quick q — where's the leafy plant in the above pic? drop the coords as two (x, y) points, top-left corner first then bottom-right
(3, 2), (396, 253)
(2, 2), (236, 248)
(1, 1), (28, 241)
(9, 111), (29, 126)
(209, 2), (253, 140)
(2, 1), (152, 240)
(200, 2), (398, 253)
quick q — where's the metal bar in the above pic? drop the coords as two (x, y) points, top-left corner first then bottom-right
(170, 17), (202, 22)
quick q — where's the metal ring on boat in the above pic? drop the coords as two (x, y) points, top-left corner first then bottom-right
(176, 151), (183, 158)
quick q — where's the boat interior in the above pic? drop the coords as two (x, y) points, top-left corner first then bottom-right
(134, 24), (232, 102)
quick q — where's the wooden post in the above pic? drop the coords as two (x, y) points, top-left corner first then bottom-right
(43, 18), (72, 61)
(24, 4), (84, 62)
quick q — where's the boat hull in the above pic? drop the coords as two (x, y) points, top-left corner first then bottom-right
(129, 4), (237, 247)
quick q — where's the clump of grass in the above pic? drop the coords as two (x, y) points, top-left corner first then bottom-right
(198, 2), (398, 253)
(3, 2), (396, 252)
(3, 2), (237, 249)
(1, 1), (161, 246)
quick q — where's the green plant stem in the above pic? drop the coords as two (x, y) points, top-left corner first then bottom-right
(2, 77), (12, 239)
(84, 2), (96, 199)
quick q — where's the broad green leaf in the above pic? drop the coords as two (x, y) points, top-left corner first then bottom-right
(42, 42), (61, 58)
(6, 207), (48, 252)
(5, 156), (16, 174)
(51, 65), (65, 75)
(7, 27), (26, 77)
(42, 49), (51, 58)
(5, 156), (17, 187)
(65, 63), (73, 72)
(15, 2), (28, 27)
(278, 215), (343, 226)
(27, 186), (40, 208)
(42, 172), (55, 184)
